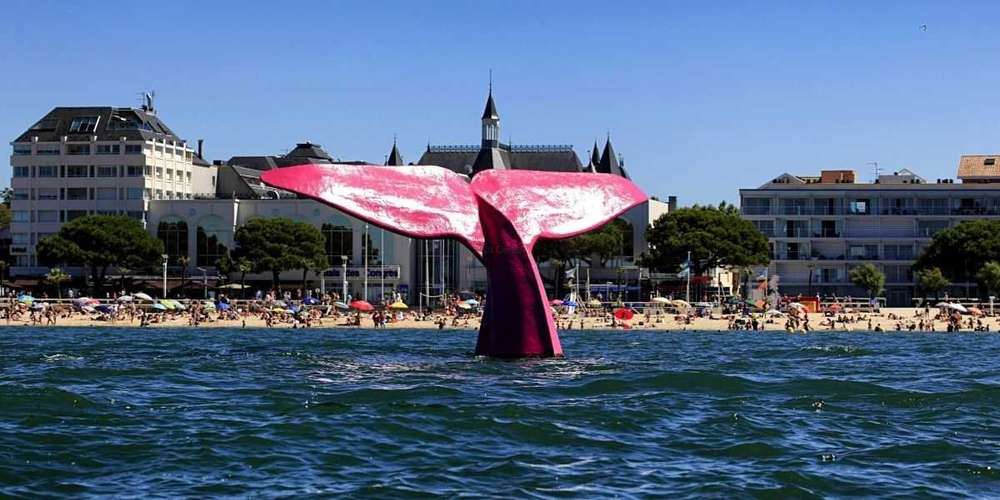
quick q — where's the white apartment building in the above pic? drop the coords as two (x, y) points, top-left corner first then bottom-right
(9, 101), (215, 275)
(740, 160), (1000, 306)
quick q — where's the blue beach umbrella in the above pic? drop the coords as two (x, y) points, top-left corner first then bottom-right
(303, 296), (320, 305)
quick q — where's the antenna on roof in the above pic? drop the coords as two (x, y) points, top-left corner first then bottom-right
(868, 161), (880, 181)
(489, 69), (493, 93)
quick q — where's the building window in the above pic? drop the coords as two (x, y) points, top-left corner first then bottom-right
(126, 211), (144, 221)
(125, 144), (143, 154)
(157, 216), (189, 266)
(165, 169), (173, 181)
(66, 165), (89, 177)
(96, 188), (117, 200)
(144, 189), (152, 200)
(13, 166), (29, 177)
(986, 158), (996, 166)
(66, 210), (88, 221)
(37, 166), (58, 177)
(67, 144), (91, 155)
(37, 188), (58, 200)
(196, 215), (229, 267)
(155, 167), (163, 179)
(36, 146), (60, 155)
(323, 217), (353, 266)
(13, 146), (32, 156)
(126, 188), (144, 200)
(848, 199), (870, 215)
(96, 144), (120, 155)
(66, 188), (88, 200)
(96, 165), (118, 177)
(126, 166), (144, 177)
(12, 211), (30, 223)
(12, 189), (29, 201)
(37, 210), (58, 223)
(68, 116), (100, 133)
(11, 233), (29, 245)
(155, 190), (163, 200)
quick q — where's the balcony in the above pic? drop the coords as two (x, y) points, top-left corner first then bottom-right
(812, 229), (841, 238)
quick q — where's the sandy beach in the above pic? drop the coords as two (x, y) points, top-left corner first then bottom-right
(7, 306), (998, 333)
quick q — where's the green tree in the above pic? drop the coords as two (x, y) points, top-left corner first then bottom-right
(45, 268), (70, 299)
(917, 267), (951, 302)
(977, 261), (1000, 298)
(534, 219), (629, 297)
(233, 218), (327, 289)
(644, 205), (770, 275)
(850, 263), (885, 298)
(36, 215), (164, 290)
(914, 220), (1000, 289)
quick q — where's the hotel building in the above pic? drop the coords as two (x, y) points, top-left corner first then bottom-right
(740, 159), (1000, 306)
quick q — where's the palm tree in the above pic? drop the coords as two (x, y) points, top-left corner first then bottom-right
(237, 257), (252, 299)
(45, 268), (71, 299)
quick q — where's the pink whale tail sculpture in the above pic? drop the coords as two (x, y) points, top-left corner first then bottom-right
(260, 164), (647, 358)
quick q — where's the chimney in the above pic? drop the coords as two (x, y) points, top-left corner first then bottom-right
(197, 139), (204, 159)
(668, 196), (678, 212)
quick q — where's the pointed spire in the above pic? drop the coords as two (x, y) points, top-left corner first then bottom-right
(590, 140), (601, 166)
(598, 135), (623, 176)
(482, 88), (499, 120)
(386, 135), (404, 166)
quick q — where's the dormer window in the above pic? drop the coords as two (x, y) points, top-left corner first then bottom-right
(69, 116), (100, 133)
(985, 158), (996, 166)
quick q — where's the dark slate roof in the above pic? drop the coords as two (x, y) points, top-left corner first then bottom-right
(227, 155), (279, 171)
(15, 106), (185, 144)
(482, 91), (499, 120)
(590, 141), (601, 166)
(472, 147), (511, 173)
(418, 144), (582, 175)
(598, 138), (626, 177)
(285, 142), (333, 161)
(386, 142), (404, 166)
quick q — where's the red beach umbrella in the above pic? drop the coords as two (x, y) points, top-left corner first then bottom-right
(350, 300), (374, 312)
(613, 308), (634, 321)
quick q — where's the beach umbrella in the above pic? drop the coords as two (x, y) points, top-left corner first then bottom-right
(117, 295), (133, 302)
(388, 301), (409, 310)
(787, 302), (806, 310)
(827, 303), (843, 313)
(968, 306), (984, 317)
(271, 306), (287, 313)
(946, 303), (969, 314)
(82, 305), (97, 313)
(693, 302), (713, 308)
(302, 296), (320, 306)
(134, 292), (154, 302)
(333, 301), (350, 310)
(216, 302), (230, 311)
(350, 300), (374, 312)
(587, 299), (602, 307)
(271, 300), (287, 308)
(613, 308), (635, 321)
(95, 304), (113, 314)
(30, 302), (46, 311)
(651, 296), (671, 304)
(765, 309), (784, 316)
(457, 302), (472, 310)
(550, 299), (564, 306)
(203, 301), (216, 310)
(72, 297), (90, 308)
(564, 300), (578, 307)
(18, 295), (34, 304)
(151, 303), (168, 311)
(465, 298), (479, 306)
(217, 283), (249, 289)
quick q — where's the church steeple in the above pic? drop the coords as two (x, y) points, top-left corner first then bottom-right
(481, 82), (500, 148)
(598, 135), (625, 177)
(385, 135), (404, 166)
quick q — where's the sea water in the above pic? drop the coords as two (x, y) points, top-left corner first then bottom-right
(1, 327), (998, 497)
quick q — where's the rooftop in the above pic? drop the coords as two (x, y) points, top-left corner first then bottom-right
(14, 106), (186, 144)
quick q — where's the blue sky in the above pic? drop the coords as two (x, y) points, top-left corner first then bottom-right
(3, 1), (1000, 204)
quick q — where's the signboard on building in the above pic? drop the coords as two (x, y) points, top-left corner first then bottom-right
(324, 266), (401, 280)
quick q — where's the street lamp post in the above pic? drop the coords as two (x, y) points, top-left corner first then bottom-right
(363, 224), (369, 302)
(341, 255), (348, 302)
(161, 254), (168, 299)
(197, 267), (208, 299)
